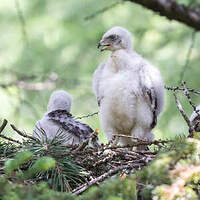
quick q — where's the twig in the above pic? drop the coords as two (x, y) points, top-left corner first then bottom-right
(179, 31), (196, 83)
(72, 163), (143, 195)
(173, 92), (195, 135)
(75, 112), (98, 120)
(14, 0), (28, 43)
(181, 81), (199, 115)
(84, 1), (122, 20)
(0, 119), (8, 134)
(165, 85), (200, 95)
(72, 130), (98, 153)
(0, 120), (22, 144)
(0, 135), (22, 145)
(10, 124), (37, 141)
(111, 134), (171, 146)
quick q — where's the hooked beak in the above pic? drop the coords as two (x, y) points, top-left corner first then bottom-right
(97, 39), (112, 52)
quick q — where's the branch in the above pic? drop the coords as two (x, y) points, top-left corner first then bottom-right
(179, 31), (196, 83)
(72, 130), (99, 153)
(125, 0), (200, 31)
(75, 112), (98, 120)
(10, 124), (37, 141)
(0, 80), (56, 91)
(0, 119), (8, 134)
(173, 92), (195, 135)
(181, 81), (199, 114)
(72, 163), (143, 195)
(165, 85), (200, 95)
(84, 1), (121, 20)
(0, 119), (22, 144)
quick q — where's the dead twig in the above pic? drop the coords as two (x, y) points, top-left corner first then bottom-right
(0, 120), (22, 144)
(84, 1), (122, 21)
(181, 81), (200, 116)
(179, 31), (196, 83)
(173, 92), (195, 136)
(165, 86), (200, 95)
(75, 112), (98, 120)
(0, 119), (8, 134)
(72, 130), (99, 153)
(10, 124), (37, 141)
(72, 163), (143, 195)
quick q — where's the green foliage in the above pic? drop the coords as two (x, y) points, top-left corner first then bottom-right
(80, 177), (136, 200)
(22, 133), (88, 192)
(137, 137), (200, 199)
(0, 180), (75, 200)
(5, 151), (33, 176)
(0, 176), (136, 200)
(0, 141), (17, 157)
(1, 136), (200, 199)
(0, 133), (88, 192)
(23, 157), (55, 179)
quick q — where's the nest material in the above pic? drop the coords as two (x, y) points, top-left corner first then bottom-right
(0, 120), (171, 195)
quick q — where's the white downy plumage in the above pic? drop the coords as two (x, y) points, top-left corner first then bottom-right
(93, 26), (165, 146)
(33, 90), (95, 145)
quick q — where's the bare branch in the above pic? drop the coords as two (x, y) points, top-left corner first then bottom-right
(10, 124), (37, 141)
(0, 119), (8, 134)
(0, 119), (22, 144)
(173, 92), (195, 136)
(84, 1), (122, 20)
(179, 31), (196, 83)
(165, 85), (200, 95)
(14, 0), (28, 43)
(181, 81), (199, 114)
(125, 0), (200, 31)
(72, 130), (99, 153)
(75, 112), (98, 120)
(72, 163), (143, 195)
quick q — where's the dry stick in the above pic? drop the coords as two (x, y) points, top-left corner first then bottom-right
(165, 86), (200, 95)
(72, 131), (98, 153)
(181, 81), (200, 115)
(173, 92), (195, 137)
(75, 112), (98, 120)
(0, 119), (8, 134)
(112, 134), (171, 145)
(84, 1), (122, 20)
(72, 163), (143, 195)
(0, 119), (22, 144)
(10, 124), (37, 141)
(14, 0), (28, 43)
(179, 31), (196, 83)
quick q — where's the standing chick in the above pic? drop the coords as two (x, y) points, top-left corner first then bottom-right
(93, 26), (165, 146)
(33, 90), (96, 145)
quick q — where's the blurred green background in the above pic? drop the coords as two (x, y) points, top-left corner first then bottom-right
(0, 0), (200, 142)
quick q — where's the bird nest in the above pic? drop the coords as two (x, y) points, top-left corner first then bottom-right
(0, 119), (171, 195)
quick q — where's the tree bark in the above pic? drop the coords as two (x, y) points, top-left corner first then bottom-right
(125, 0), (200, 31)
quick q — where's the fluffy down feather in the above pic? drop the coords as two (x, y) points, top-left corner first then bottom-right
(33, 90), (97, 146)
(93, 26), (165, 146)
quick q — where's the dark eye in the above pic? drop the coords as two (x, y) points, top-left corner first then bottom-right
(108, 35), (117, 41)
